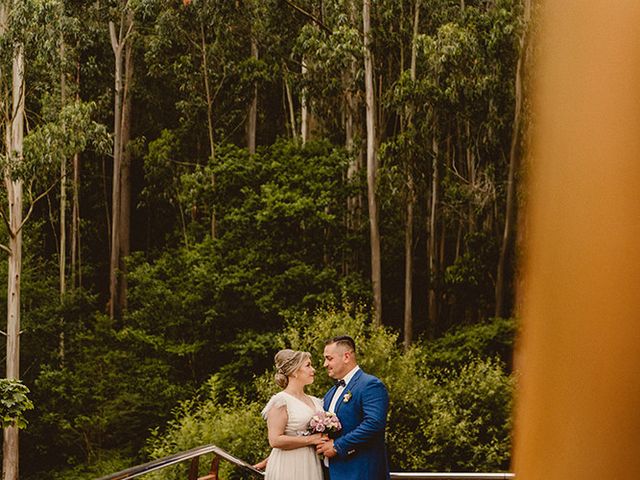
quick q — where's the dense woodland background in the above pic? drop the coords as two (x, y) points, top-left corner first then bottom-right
(0, 0), (529, 478)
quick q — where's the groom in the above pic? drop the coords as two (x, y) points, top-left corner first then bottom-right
(316, 335), (390, 480)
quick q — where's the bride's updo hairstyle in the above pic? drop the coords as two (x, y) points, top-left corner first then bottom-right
(274, 349), (311, 388)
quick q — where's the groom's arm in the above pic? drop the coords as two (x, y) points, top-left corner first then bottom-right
(333, 378), (389, 456)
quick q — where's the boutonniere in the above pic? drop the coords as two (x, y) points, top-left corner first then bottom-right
(343, 390), (352, 403)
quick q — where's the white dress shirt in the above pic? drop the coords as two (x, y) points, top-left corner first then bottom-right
(325, 365), (360, 467)
(328, 365), (360, 413)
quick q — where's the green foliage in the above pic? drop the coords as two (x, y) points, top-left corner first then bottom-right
(389, 358), (513, 471)
(0, 379), (34, 429)
(24, 303), (190, 474)
(145, 376), (268, 480)
(46, 451), (137, 480)
(19, 100), (110, 183)
(423, 317), (518, 372)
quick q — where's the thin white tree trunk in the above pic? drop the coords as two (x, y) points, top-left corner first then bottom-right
(301, 57), (309, 143)
(403, 0), (421, 349)
(345, 0), (361, 248)
(363, 0), (382, 325)
(284, 72), (298, 141)
(247, 38), (258, 154)
(59, 36), (67, 298)
(200, 21), (215, 160)
(109, 20), (124, 320)
(118, 41), (133, 314)
(71, 151), (81, 289)
(3, 33), (25, 480)
(71, 58), (82, 289)
(428, 130), (439, 335)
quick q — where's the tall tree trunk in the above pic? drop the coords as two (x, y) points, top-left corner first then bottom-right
(247, 38), (258, 154)
(200, 21), (217, 239)
(466, 119), (476, 233)
(118, 40), (133, 315)
(71, 55), (81, 290)
(301, 57), (309, 143)
(284, 68), (298, 141)
(495, 0), (530, 318)
(363, 0), (382, 325)
(59, 35), (67, 299)
(71, 150), (81, 289)
(403, 175), (415, 348)
(344, 0), (362, 275)
(3, 28), (25, 480)
(428, 129), (439, 336)
(403, 0), (421, 350)
(59, 31), (67, 364)
(108, 12), (133, 320)
(200, 21), (215, 160)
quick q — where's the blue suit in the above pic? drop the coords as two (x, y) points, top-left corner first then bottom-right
(323, 369), (390, 480)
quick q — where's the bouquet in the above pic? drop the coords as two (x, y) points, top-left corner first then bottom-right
(307, 411), (342, 436)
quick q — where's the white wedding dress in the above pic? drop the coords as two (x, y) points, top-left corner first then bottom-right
(261, 391), (324, 480)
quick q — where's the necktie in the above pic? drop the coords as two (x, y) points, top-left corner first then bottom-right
(336, 379), (346, 387)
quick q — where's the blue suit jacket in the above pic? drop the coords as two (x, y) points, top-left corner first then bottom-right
(323, 368), (390, 480)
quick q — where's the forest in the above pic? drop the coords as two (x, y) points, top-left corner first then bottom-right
(0, 0), (528, 478)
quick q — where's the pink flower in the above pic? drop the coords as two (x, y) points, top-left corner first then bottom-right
(307, 411), (342, 435)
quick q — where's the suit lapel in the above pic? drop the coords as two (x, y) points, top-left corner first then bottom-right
(335, 369), (363, 415)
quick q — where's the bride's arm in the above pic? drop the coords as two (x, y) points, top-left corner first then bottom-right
(267, 405), (325, 450)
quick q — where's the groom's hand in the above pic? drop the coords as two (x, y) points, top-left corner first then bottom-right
(316, 439), (338, 458)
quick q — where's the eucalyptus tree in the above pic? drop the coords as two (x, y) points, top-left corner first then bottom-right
(363, 0), (382, 325)
(0, 1), (26, 475)
(496, 0), (530, 318)
(0, 1), (108, 476)
(107, 0), (135, 319)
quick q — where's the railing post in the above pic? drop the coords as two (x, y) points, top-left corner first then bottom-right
(207, 455), (220, 480)
(196, 454), (220, 480)
(188, 456), (199, 480)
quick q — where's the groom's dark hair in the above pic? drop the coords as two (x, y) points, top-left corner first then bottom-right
(325, 335), (356, 353)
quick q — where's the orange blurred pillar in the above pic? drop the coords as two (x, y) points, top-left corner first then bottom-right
(514, 2), (640, 479)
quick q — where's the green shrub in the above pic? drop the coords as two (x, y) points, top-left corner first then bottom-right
(145, 376), (268, 480)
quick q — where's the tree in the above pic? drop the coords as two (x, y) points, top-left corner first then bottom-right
(1, 2), (26, 475)
(363, 0), (382, 325)
(108, 1), (135, 319)
(495, 0), (530, 318)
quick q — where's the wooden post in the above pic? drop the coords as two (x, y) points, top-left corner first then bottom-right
(197, 455), (220, 480)
(188, 456), (199, 480)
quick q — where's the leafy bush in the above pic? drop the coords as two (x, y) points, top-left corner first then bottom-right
(144, 377), (268, 480)
(423, 317), (517, 372)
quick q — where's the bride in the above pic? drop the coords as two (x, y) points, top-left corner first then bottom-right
(257, 349), (327, 480)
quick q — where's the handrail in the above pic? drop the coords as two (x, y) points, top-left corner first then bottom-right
(94, 443), (515, 480)
(94, 444), (264, 480)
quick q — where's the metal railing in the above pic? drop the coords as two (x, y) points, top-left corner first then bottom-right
(95, 444), (514, 480)
(94, 444), (264, 480)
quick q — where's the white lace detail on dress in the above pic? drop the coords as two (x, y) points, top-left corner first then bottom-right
(261, 392), (288, 420)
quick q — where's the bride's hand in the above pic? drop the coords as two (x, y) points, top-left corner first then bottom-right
(306, 433), (328, 446)
(253, 458), (268, 470)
